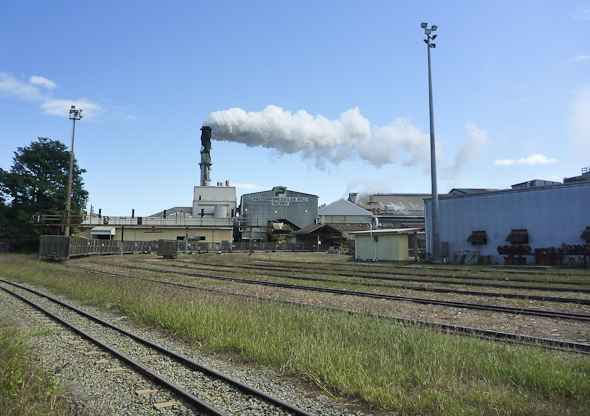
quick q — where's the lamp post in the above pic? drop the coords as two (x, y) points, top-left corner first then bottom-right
(422, 22), (440, 262)
(65, 105), (83, 236)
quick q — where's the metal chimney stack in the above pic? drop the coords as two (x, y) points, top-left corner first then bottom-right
(200, 126), (212, 186)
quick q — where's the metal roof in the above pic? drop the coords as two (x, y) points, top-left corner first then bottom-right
(349, 228), (424, 236)
(327, 223), (371, 232)
(318, 199), (372, 216)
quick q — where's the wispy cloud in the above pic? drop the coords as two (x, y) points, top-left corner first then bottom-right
(28, 75), (57, 89)
(570, 55), (590, 63)
(573, 6), (590, 20)
(494, 153), (558, 166)
(0, 72), (134, 121)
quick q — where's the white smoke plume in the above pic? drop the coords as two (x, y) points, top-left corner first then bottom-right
(204, 105), (431, 169)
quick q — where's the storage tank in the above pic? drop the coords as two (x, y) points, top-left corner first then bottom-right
(214, 205), (228, 218)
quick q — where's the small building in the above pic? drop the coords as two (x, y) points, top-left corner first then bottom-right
(292, 223), (344, 251)
(349, 229), (421, 261)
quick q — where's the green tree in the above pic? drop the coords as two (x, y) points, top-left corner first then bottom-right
(0, 137), (88, 251)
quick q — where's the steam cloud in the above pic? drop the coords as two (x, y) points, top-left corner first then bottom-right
(204, 105), (432, 169)
(204, 105), (488, 175)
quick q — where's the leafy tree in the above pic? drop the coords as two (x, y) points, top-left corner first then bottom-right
(0, 137), (88, 251)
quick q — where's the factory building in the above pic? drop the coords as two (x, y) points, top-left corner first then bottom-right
(317, 199), (373, 239)
(424, 176), (590, 265)
(239, 187), (318, 241)
(81, 126), (235, 245)
(348, 193), (429, 229)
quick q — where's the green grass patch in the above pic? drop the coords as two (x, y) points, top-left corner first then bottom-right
(1, 254), (590, 415)
(0, 315), (67, 416)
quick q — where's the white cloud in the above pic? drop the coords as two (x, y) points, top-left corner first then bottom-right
(0, 72), (45, 101)
(0, 71), (132, 121)
(40, 99), (105, 121)
(573, 7), (590, 20)
(494, 153), (558, 166)
(29, 75), (57, 89)
(570, 55), (590, 63)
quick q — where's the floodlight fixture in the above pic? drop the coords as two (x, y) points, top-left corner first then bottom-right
(421, 22), (427, 28)
(432, 34), (437, 40)
(431, 25), (437, 31)
(425, 29), (431, 34)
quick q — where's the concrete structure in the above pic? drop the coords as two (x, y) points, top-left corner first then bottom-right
(193, 185), (237, 219)
(239, 187), (318, 241)
(350, 229), (420, 261)
(348, 193), (428, 229)
(424, 182), (590, 264)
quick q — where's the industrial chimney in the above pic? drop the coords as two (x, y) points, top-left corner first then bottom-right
(200, 126), (212, 186)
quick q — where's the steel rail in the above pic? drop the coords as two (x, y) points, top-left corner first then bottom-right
(65, 265), (590, 355)
(0, 283), (228, 416)
(0, 279), (316, 416)
(134, 260), (590, 305)
(251, 259), (590, 279)
(108, 263), (590, 322)
(241, 260), (590, 286)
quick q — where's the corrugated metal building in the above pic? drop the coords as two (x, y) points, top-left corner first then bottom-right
(425, 182), (590, 265)
(239, 187), (318, 241)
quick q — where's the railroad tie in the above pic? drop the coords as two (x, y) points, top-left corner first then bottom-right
(154, 401), (176, 409)
(136, 388), (158, 395)
(106, 367), (125, 373)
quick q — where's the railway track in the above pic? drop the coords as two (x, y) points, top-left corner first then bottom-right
(129, 259), (590, 306)
(0, 278), (316, 416)
(64, 265), (590, 355)
(75, 261), (590, 322)
(245, 260), (590, 286)
(201, 261), (590, 292)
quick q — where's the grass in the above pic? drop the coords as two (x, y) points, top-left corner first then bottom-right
(1, 254), (590, 415)
(0, 315), (68, 416)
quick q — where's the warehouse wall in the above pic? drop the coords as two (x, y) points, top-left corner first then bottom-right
(425, 182), (590, 264)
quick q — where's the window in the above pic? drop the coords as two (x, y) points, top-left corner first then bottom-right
(506, 229), (528, 244)
(467, 231), (487, 245)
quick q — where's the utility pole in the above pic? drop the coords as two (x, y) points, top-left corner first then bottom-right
(65, 105), (83, 236)
(421, 22), (440, 262)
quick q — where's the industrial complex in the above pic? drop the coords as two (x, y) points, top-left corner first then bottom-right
(65, 126), (590, 265)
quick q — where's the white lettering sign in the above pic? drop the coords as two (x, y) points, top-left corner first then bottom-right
(252, 197), (308, 203)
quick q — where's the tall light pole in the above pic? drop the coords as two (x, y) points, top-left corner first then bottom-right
(422, 22), (440, 262)
(65, 105), (83, 236)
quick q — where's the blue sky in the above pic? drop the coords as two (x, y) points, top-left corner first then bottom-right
(1, 1), (589, 216)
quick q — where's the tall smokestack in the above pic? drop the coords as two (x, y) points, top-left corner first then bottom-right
(200, 126), (212, 186)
